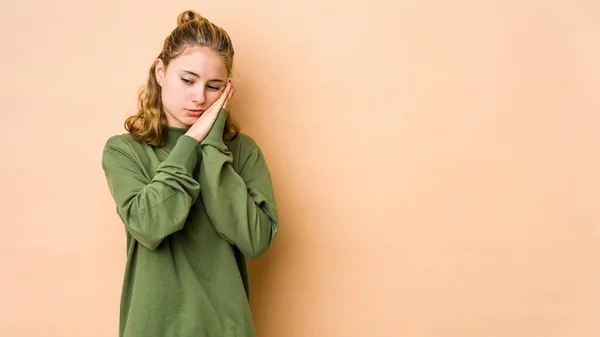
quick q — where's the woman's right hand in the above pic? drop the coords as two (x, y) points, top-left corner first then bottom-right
(185, 80), (235, 142)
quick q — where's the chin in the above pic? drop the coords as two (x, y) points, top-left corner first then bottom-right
(179, 116), (199, 127)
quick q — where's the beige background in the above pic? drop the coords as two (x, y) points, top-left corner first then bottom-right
(1, 0), (600, 336)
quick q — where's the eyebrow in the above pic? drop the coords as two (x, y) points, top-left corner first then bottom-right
(182, 70), (226, 82)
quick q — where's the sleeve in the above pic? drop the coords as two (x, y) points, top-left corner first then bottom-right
(198, 108), (279, 258)
(101, 135), (201, 251)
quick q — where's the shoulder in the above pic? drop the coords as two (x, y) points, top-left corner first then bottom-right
(104, 133), (129, 149)
(227, 132), (272, 173)
(228, 132), (261, 156)
(102, 133), (151, 164)
(104, 133), (149, 152)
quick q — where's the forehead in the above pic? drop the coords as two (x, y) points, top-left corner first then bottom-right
(168, 46), (227, 79)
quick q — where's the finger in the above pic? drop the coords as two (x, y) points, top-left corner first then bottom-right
(215, 81), (232, 108)
(223, 87), (235, 109)
(204, 83), (231, 112)
(223, 80), (233, 97)
(215, 81), (232, 105)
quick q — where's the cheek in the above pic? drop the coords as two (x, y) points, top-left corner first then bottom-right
(206, 91), (222, 105)
(162, 80), (186, 102)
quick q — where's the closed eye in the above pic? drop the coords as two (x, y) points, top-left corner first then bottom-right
(181, 78), (194, 85)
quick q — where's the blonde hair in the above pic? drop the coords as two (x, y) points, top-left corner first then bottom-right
(125, 9), (239, 147)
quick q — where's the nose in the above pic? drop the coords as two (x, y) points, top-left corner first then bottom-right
(190, 89), (206, 105)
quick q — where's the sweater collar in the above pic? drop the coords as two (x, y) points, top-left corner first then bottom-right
(163, 126), (190, 150)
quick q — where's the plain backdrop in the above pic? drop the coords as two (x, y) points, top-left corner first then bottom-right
(1, 0), (600, 336)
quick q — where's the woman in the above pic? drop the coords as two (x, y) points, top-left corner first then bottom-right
(101, 9), (279, 337)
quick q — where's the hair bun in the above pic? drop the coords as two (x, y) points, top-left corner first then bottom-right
(177, 10), (204, 26)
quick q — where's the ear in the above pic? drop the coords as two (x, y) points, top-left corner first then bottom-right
(155, 59), (165, 86)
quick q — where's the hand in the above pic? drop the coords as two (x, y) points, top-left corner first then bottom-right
(185, 80), (235, 142)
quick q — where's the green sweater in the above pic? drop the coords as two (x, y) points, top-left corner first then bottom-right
(101, 108), (279, 337)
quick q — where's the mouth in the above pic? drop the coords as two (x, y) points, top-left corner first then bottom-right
(185, 109), (205, 117)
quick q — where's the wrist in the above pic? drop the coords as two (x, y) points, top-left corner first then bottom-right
(202, 108), (227, 143)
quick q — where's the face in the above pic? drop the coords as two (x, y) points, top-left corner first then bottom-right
(155, 46), (229, 128)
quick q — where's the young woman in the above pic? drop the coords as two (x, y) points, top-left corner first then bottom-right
(101, 9), (279, 337)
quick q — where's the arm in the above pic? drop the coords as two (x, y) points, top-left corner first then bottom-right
(199, 108), (279, 258)
(101, 135), (201, 250)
